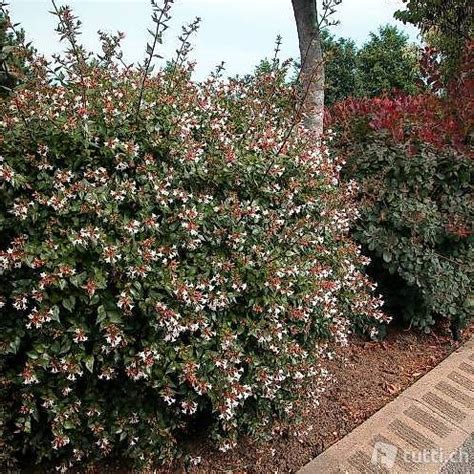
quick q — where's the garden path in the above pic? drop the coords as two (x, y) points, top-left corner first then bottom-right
(298, 336), (474, 473)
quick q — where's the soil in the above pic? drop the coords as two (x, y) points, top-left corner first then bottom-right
(179, 322), (473, 474)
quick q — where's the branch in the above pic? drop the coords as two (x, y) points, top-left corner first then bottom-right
(135, 0), (174, 122)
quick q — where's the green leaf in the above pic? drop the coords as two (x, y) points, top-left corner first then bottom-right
(84, 355), (94, 373)
(62, 296), (76, 312)
(63, 420), (75, 430)
(50, 305), (61, 322)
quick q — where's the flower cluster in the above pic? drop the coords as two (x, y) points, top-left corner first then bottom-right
(0, 2), (387, 469)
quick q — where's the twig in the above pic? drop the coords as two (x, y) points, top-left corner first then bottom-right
(135, 0), (174, 122)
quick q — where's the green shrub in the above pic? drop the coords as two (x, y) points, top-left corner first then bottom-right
(0, 11), (31, 98)
(330, 43), (473, 334)
(345, 140), (472, 332)
(0, 3), (386, 469)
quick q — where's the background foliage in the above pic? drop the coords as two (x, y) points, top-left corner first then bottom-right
(355, 25), (420, 98)
(329, 46), (473, 333)
(322, 25), (421, 105)
(395, 0), (474, 81)
(0, 11), (32, 97)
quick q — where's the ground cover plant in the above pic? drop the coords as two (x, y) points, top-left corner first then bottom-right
(329, 43), (473, 335)
(0, 2), (387, 469)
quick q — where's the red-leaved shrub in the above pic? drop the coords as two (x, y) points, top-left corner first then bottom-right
(327, 42), (473, 153)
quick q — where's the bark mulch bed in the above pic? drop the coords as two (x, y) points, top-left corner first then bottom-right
(180, 322), (473, 473)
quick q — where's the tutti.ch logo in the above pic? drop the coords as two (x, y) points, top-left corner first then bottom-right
(371, 441), (398, 469)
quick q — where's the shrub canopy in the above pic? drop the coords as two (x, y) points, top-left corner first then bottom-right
(0, 4), (386, 469)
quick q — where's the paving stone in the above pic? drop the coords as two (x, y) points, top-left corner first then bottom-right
(403, 405), (452, 438)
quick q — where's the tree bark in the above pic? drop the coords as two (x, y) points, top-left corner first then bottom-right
(291, 0), (325, 137)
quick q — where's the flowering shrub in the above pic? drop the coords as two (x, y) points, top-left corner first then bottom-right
(329, 44), (473, 334)
(0, 3), (387, 469)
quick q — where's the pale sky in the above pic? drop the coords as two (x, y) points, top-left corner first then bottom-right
(9, 0), (419, 80)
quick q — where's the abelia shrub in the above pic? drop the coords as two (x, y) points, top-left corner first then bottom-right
(328, 44), (473, 335)
(0, 3), (386, 469)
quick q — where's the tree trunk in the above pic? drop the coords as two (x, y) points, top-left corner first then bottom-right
(291, 0), (325, 137)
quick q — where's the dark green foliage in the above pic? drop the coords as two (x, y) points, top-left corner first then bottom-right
(0, 13), (17, 94)
(343, 138), (473, 332)
(322, 25), (421, 105)
(321, 30), (358, 105)
(0, 12), (30, 97)
(356, 25), (421, 97)
(330, 44), (473, 333)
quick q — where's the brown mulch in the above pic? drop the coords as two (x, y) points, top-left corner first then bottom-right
(179, 322), (473, 474)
